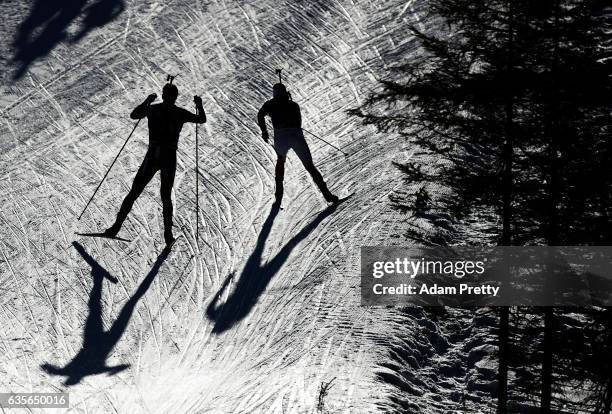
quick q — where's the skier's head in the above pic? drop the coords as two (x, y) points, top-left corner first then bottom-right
(272, 83), (289, 100)
(162, 83), (178, 104)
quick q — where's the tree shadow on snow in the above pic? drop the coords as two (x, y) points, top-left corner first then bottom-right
(11, 0), (125, 80)
(206, 203), (338, 333)
(41, 241), (168, 386)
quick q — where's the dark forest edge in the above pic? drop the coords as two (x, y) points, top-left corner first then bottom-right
(351, 0), (612, 412)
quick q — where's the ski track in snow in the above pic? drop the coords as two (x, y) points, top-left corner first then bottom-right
(0, 1), (497, 413)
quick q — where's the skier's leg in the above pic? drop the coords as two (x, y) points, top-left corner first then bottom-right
(107, 156), (156, 234)
(160, 155), (177, 244)
(293, 135), (338, 202)
(275, 156), (285, 205)
(272, 129), (290, 206)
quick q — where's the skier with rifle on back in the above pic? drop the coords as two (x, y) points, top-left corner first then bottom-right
(258, 75), (338, 208)
(102, 79), (206, 245)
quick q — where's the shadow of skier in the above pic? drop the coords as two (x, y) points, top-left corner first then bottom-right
(41, 241), (169, 385)
(206, 203), (338, 333)
(72, 0), (125, 43)
(11, 0), (125, 79)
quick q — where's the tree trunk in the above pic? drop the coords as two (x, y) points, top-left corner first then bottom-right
(497, 3), (515, 414)
(541, 3), (560, 413)
(547, 0), (561, 246)
(604, 376), (612, 414)
(497, 307), (510, 414)
(501, 0), (514, 246)
(540, 308), (554, 413)
(501, 104), (513, 246)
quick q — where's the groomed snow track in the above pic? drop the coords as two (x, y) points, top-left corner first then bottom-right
(0, 1), (497, 413)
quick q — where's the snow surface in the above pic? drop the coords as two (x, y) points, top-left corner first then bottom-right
(0, 0), (498, 412)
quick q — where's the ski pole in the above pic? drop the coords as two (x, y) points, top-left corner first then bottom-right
(78, 118), (142, 220)
(195, 102), (199, 245)
(301, 128), (348, 156)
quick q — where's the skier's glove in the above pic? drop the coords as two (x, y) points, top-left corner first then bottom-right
(262, 131), (269, 143)
(193, 95), (203, 106)
(146, 93), (157, 104)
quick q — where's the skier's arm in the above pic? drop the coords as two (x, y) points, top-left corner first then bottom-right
(257, 102), (270, 141)
(130, 94), (156, 119)
(183, 96), (206, 124)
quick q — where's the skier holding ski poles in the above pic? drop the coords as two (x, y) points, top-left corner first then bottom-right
(103, 81), (206, 245)
(258, 82), (338, 207)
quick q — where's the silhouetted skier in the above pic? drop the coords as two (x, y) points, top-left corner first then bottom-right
(104, 83), (206, 245)
(258, 83), (338, 206)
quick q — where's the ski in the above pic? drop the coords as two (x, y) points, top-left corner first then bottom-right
(75, 232), (132, 243)
(163, 234), (182, 253)
(271, 193), (354, 211)
(331, 192), (355, 206)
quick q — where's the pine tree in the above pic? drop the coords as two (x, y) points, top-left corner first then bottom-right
(351, 2), (536, 411)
